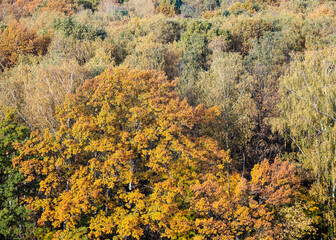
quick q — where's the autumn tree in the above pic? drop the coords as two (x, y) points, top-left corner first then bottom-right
(188, 158), (312, 239)
(113, 15), (182, 79)
(274, 47), (336, 237)
(155, 0), (176, 16)
(40, 0), (79, 15)
(124, 40), (181, 80)
(196, 52), (256, 169)
(0, 20), (50, 71)
(15, 67), (227, 239)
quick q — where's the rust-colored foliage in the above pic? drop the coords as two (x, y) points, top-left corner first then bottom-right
(0, 20), (50, 71)
(248, 158), (301, 239)
(189, 158), (302, 239)
(0, 0), (44, 16)
(13, 0), (44, 15)
(250, 158), (300, 207)
(0, 0), (78, 16)
(41, 0), (78, 15)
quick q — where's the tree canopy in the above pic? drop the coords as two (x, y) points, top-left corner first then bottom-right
(1, 0), (336, 238)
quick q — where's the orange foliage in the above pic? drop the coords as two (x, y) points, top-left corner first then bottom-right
(13, 0), (44, 15)
(156, 2), (176, 17)
(250, 158), (300, 207)
(248, 158), (301, 239)
(41, 0), (78, 15)
(15, 67), (227, 239)
(0, 20), (50, 70)
(0, 0), (78, 16)
(189, 158), (301, 239)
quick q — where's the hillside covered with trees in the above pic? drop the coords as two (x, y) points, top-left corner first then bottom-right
(1, 0), (336, 239)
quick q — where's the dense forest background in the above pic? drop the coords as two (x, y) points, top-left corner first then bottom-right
(1, 0), (336, 239)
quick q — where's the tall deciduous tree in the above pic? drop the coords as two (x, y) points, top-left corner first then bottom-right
(197, 52), (256, 169)
(15, 67), (227, 239)
(274, 47), (336, 237)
